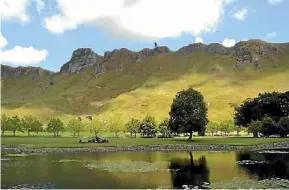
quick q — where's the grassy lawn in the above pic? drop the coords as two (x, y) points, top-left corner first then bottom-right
(1, 135), (289, 149)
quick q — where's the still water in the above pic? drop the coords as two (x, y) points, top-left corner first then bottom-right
(1, 150), (289, 189)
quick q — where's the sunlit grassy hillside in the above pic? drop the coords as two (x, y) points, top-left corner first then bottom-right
(2, 51), (289, 124)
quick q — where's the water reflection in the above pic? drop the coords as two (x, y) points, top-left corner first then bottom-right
(236, 149), (289, 180)
(169, 152), (210, 189)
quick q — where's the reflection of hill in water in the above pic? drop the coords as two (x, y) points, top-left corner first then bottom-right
(169, 152), (210, 188)
(236, 150), (289, 180)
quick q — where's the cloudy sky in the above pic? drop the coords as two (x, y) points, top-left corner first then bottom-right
(1, 0), (288, 71)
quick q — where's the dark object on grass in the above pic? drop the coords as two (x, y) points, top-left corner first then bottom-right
(79, 136), (109, 143)
(79, 139), (87, 143)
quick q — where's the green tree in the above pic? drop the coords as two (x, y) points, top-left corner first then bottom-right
(107, 118), (123, 138)
(168, 88), (208, 140)
(219, 120), (234, 136)
(22, 115), (43, 136)
(125, 118), (141, 138)
(206, 122), (218, 136)
(47, 118), (64, 137)
(234, 91), (289, 128)
(277, 117), (289, 138)
(248, 120), (262, 138)
(159, 118), (171, 138)
(66, 117), (83, 137)
(9, 116), (23, 137)
(87, 118), (104, 136)
(1, 114), (9, 136)
(260, 117), (277, 137)
(139, 116), (157, 138)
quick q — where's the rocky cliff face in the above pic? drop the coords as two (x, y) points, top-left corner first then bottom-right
(177, 40), (287, 64)
(60, 48), (105, 74)
(3, 40), (287, 78)
(1, 65), (53, 78)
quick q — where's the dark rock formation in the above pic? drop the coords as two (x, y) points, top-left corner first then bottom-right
(60, 48), (104, 74)
(1, 65), (53, 78)
(177, 40), (287, 65)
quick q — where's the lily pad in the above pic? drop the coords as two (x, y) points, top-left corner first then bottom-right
(84, 161), (168, 172)
(6, 153), (30, 157)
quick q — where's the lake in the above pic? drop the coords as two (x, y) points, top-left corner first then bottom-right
(1, 149), (289, 189)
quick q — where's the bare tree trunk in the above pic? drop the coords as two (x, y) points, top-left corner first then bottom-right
(253, 131), (258, 138)
(13, 130), (16, 137)
(28, 130), (30, 136)
(188, 132), (193, 140)
(134, 132), (137, 138)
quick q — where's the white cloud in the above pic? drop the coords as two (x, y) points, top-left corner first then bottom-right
(265, 31), (277, 39)
(44, 0), (234, 40)
(194, 37), (204, 43)
(0, 32), (8, 49)
(0, 46), (48, 66)
(268, 0), (283, 5)
(0, 34), (48, 66)
(1, 0), (31, 23)
(222, 38), (236, 47)
(233, 8), (248, 21)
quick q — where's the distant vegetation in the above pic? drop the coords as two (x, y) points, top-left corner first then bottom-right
(1, 89), (288, 139)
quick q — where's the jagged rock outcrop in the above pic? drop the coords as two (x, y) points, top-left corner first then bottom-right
(231, 40), (282, 64)
(177, 40), (287, 66)
(135, 46), (171, 63)
(177, 43), (232, 56)
(1, 65), (53, 78)
(60, 48), (105, 74)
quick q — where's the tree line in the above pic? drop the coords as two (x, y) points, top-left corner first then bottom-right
(1, 89), (288, 139)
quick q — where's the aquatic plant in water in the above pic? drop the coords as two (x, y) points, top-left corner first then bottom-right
(52, 159), (80, 163)
(83, 161), (168, 172)
(6, 153), (30, 157)
(237, 160), (268, 165)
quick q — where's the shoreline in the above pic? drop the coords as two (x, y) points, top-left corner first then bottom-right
(2, 141), (289, 155)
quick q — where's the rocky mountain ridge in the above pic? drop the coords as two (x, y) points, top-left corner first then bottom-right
(2, 40), (288, 77)
(1, 65), (54, 78)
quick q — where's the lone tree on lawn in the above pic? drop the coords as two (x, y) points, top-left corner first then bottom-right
(47, 118), (64, 137)
(168, 88), (208, 140)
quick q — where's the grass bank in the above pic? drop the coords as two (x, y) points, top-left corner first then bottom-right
(1, 136), (289, 149)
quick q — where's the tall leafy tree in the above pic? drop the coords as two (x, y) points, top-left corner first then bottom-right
(168, 88), (208, 140)
(219, 120), (234, 136)
(9, 116), (23, 137)
(125, 118), (141, 138)
(277, 117), (289, 138)
(158, 117), (171, 138)
(260, 117), (277, 137)
(206, 122), (219, 136)
(87, 118), (104, 136)
(107, 117), (123, 138)
(66, 117), (83, 137)
(47, 118), (64, 137)
(1, 114), (9, 136)
(139, 116), (157, 138)
(22, 115), (43, 136)
(234, 91), (289, 128)
(248, 120), (262, 138)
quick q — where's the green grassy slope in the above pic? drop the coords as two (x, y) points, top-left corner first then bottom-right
(2, 51), (289, 124)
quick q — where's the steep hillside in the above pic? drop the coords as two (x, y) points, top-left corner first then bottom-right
(2, 40), (289, 123)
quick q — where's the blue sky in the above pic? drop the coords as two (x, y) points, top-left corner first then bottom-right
(1, 0), (289, 71)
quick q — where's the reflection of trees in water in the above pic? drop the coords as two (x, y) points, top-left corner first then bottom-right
(236, 151), (289, 179)
(169, 152), (210, 188)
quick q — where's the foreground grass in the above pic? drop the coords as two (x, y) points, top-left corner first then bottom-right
(1, 136), (289, 149)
